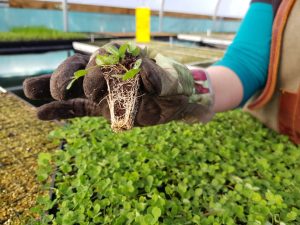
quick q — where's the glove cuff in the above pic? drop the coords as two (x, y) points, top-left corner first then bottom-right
(189, 69), (215, 109)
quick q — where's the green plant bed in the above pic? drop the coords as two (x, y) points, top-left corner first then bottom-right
(0, 26), (86, 42)
(33, 110), (300, 225)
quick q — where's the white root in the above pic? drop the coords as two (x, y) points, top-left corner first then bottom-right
(104, 73), (140, 132)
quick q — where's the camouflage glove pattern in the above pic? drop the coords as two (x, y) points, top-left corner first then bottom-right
(142, 52), (214, 123)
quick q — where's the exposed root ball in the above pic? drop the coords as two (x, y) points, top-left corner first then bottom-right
(104, 73), (140, 132)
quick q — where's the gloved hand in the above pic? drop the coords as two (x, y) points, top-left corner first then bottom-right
(23, 43), (214, 127)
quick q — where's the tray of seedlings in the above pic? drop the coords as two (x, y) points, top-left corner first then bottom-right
(0, 27), (113, 54)
(0, 91), (58, 224)
(30, 44), (300, 225)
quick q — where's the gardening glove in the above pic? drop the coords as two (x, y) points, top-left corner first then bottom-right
(23, 43), (214, 126)
(82, 47), (215, 125)
(137, 52), (215, 125)
(23, 51), (111, 120)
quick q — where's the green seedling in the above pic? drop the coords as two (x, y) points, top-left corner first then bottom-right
(33, 110), (300, 225)
(67, 42), (142, 90)
(67, 42), (143, 132)
(0, 26), (86, 42)
(66, 69), (87, 90)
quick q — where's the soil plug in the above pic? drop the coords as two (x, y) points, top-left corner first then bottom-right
(67, 43), (143, 132)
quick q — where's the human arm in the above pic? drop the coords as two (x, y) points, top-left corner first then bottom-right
(206, 66), (243, 112)
(201, 1), (274, 113)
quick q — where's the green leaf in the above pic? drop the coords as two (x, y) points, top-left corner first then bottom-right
(127, 42), (140, 56)
(94, 203), (101, 214)
(105, 45), (119, 56)
(131, 47), (140, 56)
(114, 215), (127, 225)
(194, 188), (203, 197)
(106, 54), (119, 65)
(128, 42), (137, 52)
(96, 54), (119, 66)
(74, 69), (87, 79)
(133, 59), (142, 69)
(144, 214), (155, 224)
(178, 182), (187, 195)
(66, 69), (87, 90)
(122, 68), (140, 81)
(286, 210), (297, 221)
(38, 152), (51, 165)
(152, 207), (161, 219)
(30, 206), (42, 214)
(37, 170), (49, 182)
(119, 43), (128, 59)
(96, 55), (107, 66)
(146, 175), (153, 187)
(192, 215), (201, 224)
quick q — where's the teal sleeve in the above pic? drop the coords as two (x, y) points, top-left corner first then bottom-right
(214, 3), (273, 105)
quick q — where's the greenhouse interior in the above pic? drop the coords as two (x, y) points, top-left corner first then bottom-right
(1, 0), (300, 224)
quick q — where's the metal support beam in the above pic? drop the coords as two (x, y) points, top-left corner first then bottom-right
(62, 0), (68, 32)
(212, 0), (222, 33)
(159, 0), (165, 32)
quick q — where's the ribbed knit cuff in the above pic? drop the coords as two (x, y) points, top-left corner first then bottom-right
(189, 69), (214, 108)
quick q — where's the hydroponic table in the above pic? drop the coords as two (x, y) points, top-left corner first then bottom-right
(0, 92), (57, 224)
(177, 32), (235, 49)
(73, 40), (225, 66)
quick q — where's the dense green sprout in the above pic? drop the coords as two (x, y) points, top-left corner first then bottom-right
(33, 110), (300, 225)
(0, 26), (86, 41)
